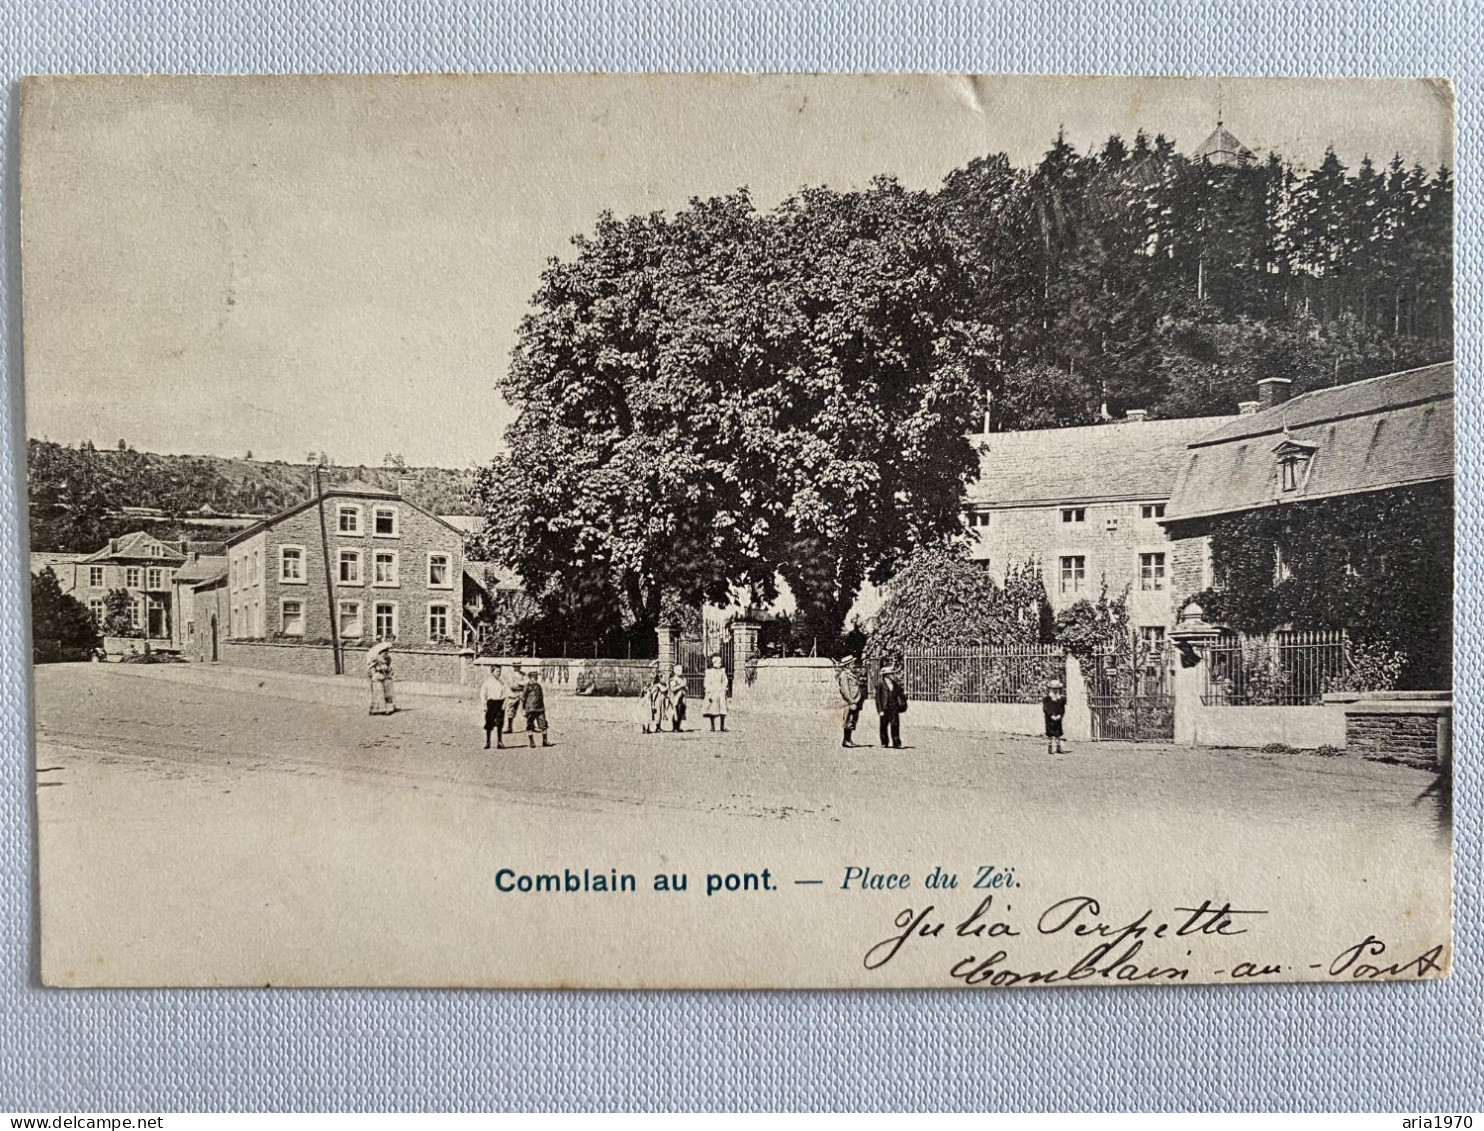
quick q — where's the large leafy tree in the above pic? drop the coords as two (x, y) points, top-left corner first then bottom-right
(475, 181), (991, 649)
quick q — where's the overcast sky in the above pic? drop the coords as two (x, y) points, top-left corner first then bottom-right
(21, 73), (1453, 468)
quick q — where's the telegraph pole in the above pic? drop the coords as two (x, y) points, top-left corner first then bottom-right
(313, 464), (343, 675)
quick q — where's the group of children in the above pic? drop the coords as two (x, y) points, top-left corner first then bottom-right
(640, 656), (729, 734)
(478, 663), (551, 749)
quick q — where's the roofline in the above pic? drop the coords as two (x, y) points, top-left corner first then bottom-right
(1186, 364), (1454, 450)
(1160, 471), (1453, 526)
(224, 488), (465, 546)
(967, 493), (1172, 511)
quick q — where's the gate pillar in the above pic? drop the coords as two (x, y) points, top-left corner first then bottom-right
(1174, 660), (1202, 746)
(1064, 655), (1092, 742)
(729, 619), (759, 700)
(656, 625), (678, 677)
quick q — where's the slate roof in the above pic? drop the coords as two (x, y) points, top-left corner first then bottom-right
(1163, 362), (1454, 524)
(80, 531), (188, 564)
(1193, 124), (1255, 166)
(190, 562), (230, 590)
(964, 415), (1238, 509)
(172, 555), (228, 585)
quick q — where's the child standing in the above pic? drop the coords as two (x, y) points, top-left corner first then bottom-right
(1042, 679), (1067, 754)
(666, 664), (688, 733)
(521, 668), (551, 748)
(702, 655), (729, 732)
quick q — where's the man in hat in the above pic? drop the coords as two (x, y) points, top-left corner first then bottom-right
(1043, 678), (1068, 754)
(521, 667), (552, 748)
(835, 655), (867, 747)
(874, 661), (907, 749)
(480, 663), (509, 749)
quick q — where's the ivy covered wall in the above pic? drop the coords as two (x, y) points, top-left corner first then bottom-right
(1183, 480), (1452, 689)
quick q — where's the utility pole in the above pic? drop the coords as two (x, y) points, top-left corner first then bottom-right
(313, 464), (343, 675)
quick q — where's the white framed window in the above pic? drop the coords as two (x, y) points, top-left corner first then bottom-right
(1139, 552), (1166, 591)
(428, 603), (450, 641)
(427, 553), (452, 588)
(964, 511), (991, 529)
(88, 598), (105, 623)
(252, 549), (261, 585)
(373, 601), (397, 640)
(1141, 503), (1166, 520)
(279, 545), (306, 583)
(338, 600), (363, 638)
(1059, 555), (1086, 594)
(148, 544), (162, 558)
(88, 566), (105, 588)
(337, 504), (362, 534)
(146, 567), (165, 590)
(130, 597), (144, 628)
(373, 550), (400, 587)
(281, 599), (305, 636)
(125, 566), (142, 588)
(338, 548), (363, 584)
(1061, 508), (1086, 524)
(373, 505), (400, 537)
(253, 599), (263, 637)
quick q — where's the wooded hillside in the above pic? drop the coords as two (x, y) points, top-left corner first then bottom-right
(27, 440), (478, 552)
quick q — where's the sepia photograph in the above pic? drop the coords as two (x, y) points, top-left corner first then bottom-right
(20, 73), (1454, 988)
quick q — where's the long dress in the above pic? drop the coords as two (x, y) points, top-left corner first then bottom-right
(639, 682), (665, 732)
(369, 661), (392, 715)
(666, 676), (688, 729)
(703, 667), (729, 718)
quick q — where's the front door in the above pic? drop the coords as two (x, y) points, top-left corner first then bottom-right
(209, 615), (219, 662)
(147, 599), (168, 640)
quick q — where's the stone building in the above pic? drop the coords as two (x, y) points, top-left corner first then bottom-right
(963, 410), (1237, 644)
(1162, 361), (1454, 683)
(218, 480), (467, 646)
(51, 532), (224, 642)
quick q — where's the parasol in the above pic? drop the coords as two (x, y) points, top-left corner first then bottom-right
(366, 641), (394, 665)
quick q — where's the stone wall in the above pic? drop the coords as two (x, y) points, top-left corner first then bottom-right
(219, 638), (467, 684)
(1334, 692), (1452, 770)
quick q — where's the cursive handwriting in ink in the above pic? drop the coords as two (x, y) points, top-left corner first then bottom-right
(1328, 935), (1446, 979)
(862, 905), (943, 970)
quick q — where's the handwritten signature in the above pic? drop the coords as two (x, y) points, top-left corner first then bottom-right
(863, 895), (1445, 985)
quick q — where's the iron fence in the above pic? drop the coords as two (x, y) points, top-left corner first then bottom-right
(1201, 629), (1350, 707)
(899, 644), (1066, 704)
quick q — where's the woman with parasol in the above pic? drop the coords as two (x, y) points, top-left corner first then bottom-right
(367, 641), (397, 716)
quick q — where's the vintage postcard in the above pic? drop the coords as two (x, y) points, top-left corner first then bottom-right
(21, 74), (1453, 988)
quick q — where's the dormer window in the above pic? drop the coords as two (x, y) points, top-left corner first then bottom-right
(1274, 437), (1318, 493)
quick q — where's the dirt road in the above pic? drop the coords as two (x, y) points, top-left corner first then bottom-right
(32, 663), (1450, 988)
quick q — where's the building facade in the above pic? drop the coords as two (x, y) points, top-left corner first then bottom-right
(64, 532), (192, 641)
(963, 412), (1237, 644)
(219, 481), (467, 647)
(1162, 362), (1455, 686)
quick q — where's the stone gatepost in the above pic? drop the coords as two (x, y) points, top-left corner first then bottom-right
(1064, 654), (1092, 742)
(1169, 600), (1223, 747)
(729, 620), (760, 699)
(1173, 660), (1203, 746)
(655, 625), (678, 677)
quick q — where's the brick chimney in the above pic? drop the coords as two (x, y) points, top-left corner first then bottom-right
(1238, 400), (1260, 416)
(1257, 377), (1293, 409)
(1125, 408), (1148, 423)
